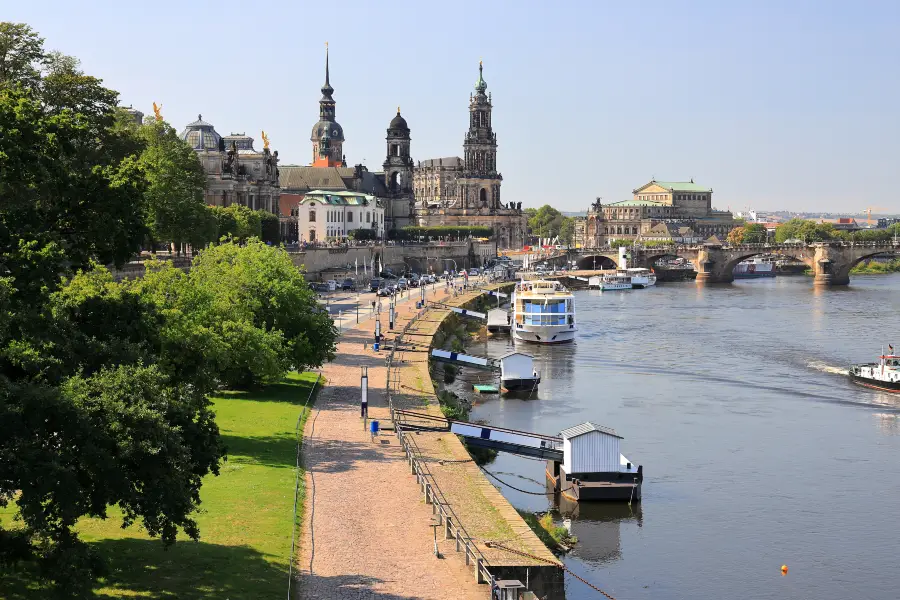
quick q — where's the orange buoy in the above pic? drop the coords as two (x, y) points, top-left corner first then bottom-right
(781, 564), (788, 576)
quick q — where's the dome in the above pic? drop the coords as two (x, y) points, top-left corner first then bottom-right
(389, 109), (408, 131)
(181, 114), (222, 151)
(310, 119), (345, 142)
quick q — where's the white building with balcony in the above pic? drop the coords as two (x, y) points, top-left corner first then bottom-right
(293, 190), (385, 243)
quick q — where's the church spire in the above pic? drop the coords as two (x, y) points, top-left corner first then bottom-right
(321, 42), (334, 99)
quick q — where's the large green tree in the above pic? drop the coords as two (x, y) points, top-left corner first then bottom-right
(137, 119), (209, 252)
(0, 24), (223, 597)
(527, 204), (565, 241)
(774, 218), (837, 243)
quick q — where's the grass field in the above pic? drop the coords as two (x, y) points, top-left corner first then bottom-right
(0, 371), (320, 599)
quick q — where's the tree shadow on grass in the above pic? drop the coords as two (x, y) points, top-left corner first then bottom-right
(220, 433), (296, 469)
(215, 376), (319, 405)
(0, 538), (289, 600)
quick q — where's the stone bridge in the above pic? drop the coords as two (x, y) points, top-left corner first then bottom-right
(562, 241), (900, 286)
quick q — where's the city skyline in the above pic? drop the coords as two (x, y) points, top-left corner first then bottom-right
(8, 0), (899, 213)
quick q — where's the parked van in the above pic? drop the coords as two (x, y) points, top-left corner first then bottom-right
(369, 278), (383, 292)
(325, 280), (338, 292)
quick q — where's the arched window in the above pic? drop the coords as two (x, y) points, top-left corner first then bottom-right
(309, 229), (317, 242)
(309, 209), (316, 222)
(480, 188), (488, 205)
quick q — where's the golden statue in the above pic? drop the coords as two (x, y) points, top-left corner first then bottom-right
(152, 102), (163, 121)
(261, 130), (270, 150)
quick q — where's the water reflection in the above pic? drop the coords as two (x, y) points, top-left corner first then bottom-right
(559, 501), (644, 566)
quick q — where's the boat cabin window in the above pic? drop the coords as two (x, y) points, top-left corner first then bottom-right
(887, 358), (900, 367)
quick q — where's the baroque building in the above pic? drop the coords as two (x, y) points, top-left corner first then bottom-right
(278, 48), (414, 240)
(582, 180), (734, 247)
(180, 115), (280, 214)
(412, 63), (525, 249)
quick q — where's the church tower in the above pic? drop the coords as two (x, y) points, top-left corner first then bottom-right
(310, 45), (346, 167)
(459, 61), (502, 210)
(383, 108), (414, 227)
(383, 108), (413, 195)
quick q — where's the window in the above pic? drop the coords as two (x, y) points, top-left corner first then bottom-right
(366, 212), (371, 222)
(347, 211), (353, 222)
(309, 209), (316, 222)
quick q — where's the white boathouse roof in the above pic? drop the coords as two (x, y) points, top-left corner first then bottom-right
(560, 422), (623, 440)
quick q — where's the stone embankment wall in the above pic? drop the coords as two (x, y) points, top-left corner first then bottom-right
(289, 241), (497, 278)
(398, 283), (563, 596)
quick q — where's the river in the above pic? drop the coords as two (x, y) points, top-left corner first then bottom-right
(465, 274), (900, 600)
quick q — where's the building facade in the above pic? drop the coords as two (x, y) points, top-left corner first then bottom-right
(412, 63), (526, 249)
(278, 50), (414, 239)
(180, 115), (280, 214)
(582, 180), (734, 247)
(290, 190), (384, 243)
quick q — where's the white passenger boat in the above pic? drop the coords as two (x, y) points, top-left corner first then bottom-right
(624, 267), (656, 288)
(511, 279), (576, 344)
(588, 274), (632, 291)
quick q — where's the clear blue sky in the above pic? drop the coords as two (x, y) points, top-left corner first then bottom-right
(8, 0), (899, 213)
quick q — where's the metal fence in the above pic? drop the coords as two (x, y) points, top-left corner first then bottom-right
(383, 300), (499, 588)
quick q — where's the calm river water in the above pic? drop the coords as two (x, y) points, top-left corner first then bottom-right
(467, 274), (900, 600)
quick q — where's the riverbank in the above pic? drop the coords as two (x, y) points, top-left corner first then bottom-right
(297, 284), (495, 599)
(0, 373), (320, 599)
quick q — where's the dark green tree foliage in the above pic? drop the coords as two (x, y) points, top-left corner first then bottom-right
(0, 23), (222, 597)
(742, 223), (767, 243)
(137, 119), (209, 251)
(259, 210), (280, 244)
(349, 227), (377, 241)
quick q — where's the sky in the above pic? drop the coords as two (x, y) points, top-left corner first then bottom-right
(8, 0), (900, 213)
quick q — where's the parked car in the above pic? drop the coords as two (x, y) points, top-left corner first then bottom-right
(397, 277), (409, 290)
(369, 277), (383, 292)
(325, 280), (338, 292)
(377, 285), (394, 297)
(341, 278), (354, 291)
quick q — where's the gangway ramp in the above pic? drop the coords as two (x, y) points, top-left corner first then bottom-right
(393, 408), (563, 461)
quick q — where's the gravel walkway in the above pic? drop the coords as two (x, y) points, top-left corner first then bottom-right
(298, 287), (490, 600)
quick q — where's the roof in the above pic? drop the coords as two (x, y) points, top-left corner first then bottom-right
(389, 110), (409, 131)
(303, 190), (379, 206)
(606, 199), (666, 207)
(418, 157), (463, 168)
(559, 422), (622, 440)
(650, 180), (712, 192)
(279, 165), (389, 196)
(279, 166), (356, 192)
(498, 351), (534, 360)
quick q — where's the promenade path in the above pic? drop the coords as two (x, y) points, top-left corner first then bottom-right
(298, 283), (490, 600)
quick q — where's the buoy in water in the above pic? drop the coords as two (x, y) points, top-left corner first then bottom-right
(781, 564), (788, 576)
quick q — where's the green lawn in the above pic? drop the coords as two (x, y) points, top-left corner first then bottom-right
(0, 371), (320, 599)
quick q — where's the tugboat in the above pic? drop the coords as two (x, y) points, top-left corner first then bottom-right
(849, 347), (900, 393)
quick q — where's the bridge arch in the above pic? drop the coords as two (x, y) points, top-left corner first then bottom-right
(719, 251), (814, 280)
(833, 248), (900, 283)
(576, 254), (617, 270)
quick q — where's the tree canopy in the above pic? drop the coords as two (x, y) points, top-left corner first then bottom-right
(0, 23), (319, 596)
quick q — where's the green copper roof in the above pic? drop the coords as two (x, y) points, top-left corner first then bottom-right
(606, 199), (667, 207)
(651, 180), (712, 192)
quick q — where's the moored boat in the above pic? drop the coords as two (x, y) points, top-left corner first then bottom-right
(849, 348), (900, 393)
(733, 258), (776, 279)
(624, 267), (656, 288)
(511, 279), (576, 344)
